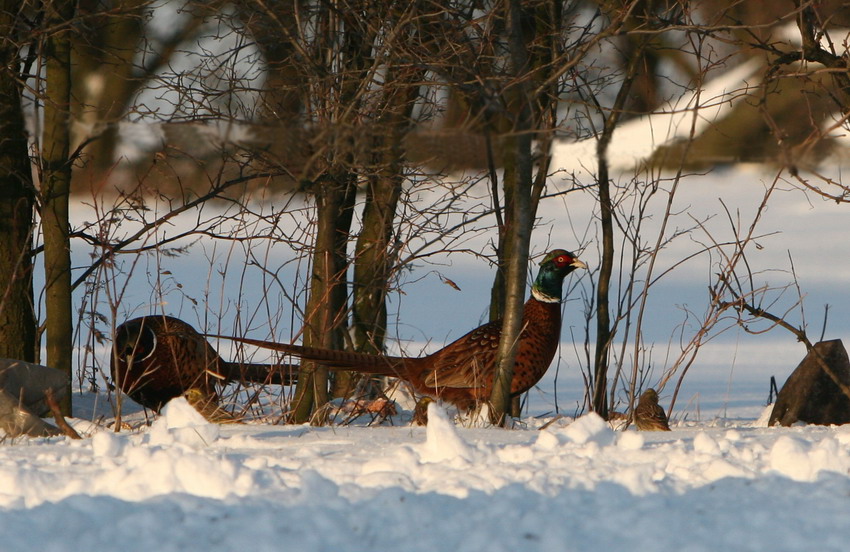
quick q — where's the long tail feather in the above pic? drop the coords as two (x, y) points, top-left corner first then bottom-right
(206, 334), (406, 376)
(220, 362), (299, 386)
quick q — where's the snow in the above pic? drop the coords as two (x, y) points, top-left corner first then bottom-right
(147, 397), (221, 449)
(550, 59), (762, 176)
(2, 396), (850, 551)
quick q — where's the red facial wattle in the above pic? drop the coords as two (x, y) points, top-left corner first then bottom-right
(554, 254), (573, 268)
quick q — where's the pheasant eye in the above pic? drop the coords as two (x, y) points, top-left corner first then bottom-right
(121, 341), (143, 360)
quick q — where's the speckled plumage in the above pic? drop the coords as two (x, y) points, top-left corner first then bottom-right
(111, 315), (296, 411)
(635, 388), (671, 431)
(214, 249), (586, 409)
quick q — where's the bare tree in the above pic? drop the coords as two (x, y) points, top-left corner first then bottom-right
(0, 1), (36, 363)
(40, 0), (76, 414)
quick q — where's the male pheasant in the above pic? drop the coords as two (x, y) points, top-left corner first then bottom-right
(634, 388), (671, 431)
(111, 315), (297, 411)
(211, 249), (586, 409)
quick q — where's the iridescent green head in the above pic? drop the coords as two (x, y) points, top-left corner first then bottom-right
(531, 249), (586, 303)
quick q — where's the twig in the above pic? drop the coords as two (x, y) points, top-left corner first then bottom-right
(538, 414), (564, 431)
(717, 295), (809, 345)
(45, 388), (82, 440)
(718, 291), (850, 403)
(819, 304), (830, 342)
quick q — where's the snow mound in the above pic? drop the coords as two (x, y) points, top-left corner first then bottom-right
(616, 430), (645, 450)
(419, 402), (475, 463)
(753, 404), (774, 427)
(91, 430), (126, 457)
(769, 434), (850, 482)
(4, 409), (850, 550)
(558, 412), (615, 446)
(147, 397), (220, 448)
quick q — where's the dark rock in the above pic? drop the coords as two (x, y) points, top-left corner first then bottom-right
(0, 359), (67, 438)
(769, 339), (850, 426)
(0, 359), (69, 416)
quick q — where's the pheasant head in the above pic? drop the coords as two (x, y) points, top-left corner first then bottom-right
(114, 318), (157, 364)
(531, 249), (586, 303)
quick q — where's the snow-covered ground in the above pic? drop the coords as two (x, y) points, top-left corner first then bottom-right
(2, 395), (850, 551)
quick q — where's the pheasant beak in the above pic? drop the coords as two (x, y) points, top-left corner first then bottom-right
(571, 259), (588, 270)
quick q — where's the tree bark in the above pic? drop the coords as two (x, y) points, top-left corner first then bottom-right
(347, 63), (421, 398)
(0, 2), (37, 363)
(592, 152), (613, 419)
(72, 0), (148, 175)
(290, 176), (356, 423)
(489, 0), (535, 425)
(41, 0), (76, 414)
(594, 33), (649, 420)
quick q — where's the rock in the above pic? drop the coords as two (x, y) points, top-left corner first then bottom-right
(0, 389), (62, 438)
(769, 340), (850, 426)
(0, 359), (68, 438)
(0, 358), (69, 416)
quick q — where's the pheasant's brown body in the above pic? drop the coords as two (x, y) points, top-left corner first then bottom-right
(214, 249), (586, 410)
(635, 388), (671, 431)
(112, 315), (296, 411)
(395, 296), (562, 408)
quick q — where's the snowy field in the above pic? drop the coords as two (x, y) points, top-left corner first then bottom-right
(2, 395), (850, 551)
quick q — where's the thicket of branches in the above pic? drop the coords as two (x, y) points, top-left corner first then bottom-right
(1, 0), (850, 424)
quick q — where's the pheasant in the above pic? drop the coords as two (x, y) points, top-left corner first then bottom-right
(209, 249), (586, 410)
(111, 315), (297, 411)
(634, 388), (671, 431)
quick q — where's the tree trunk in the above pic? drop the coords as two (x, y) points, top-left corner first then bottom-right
(41, 0), (76, 414)
(593, 33), (649, 420)
(347, 64), (421, 398)
(490, 152), (524, 418)
(0, 2), (37, 362)
(336, 174), (395, 400)
(345, 173), (400, 396)
(486, 0), (560, 420)
(489, 153), (533, 424)
(290, 176), (356, 423)
(592, 155), (613, 419)
(352, 176), (400, 346)
(286, 1), (375, 421)
(489, 0), (535, 425)
(72, 0), (148, 175)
